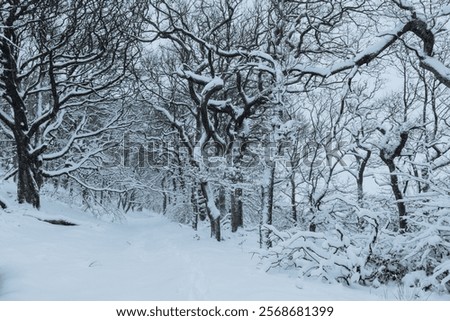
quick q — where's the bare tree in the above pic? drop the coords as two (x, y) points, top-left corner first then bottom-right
(0, 0), (142, 208)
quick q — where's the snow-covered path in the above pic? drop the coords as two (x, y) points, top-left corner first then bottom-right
(0, 201), (443, 301)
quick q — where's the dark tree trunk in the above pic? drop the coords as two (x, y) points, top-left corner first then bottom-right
(209, 214), (221, 242)
(2, 22), (42, 209)
(356, 149), (371, 205)
(383, 159), (408, 233)
(217, 186), (226, 214)
(260, 166), (275, 248)
(161, 177), (167, 215)
(379, 131), (409, 233)
(308, 196), (318, 232)
(231, 188), (243, 232)
(196, 184), (207, 221)
(420, 168), (430, 193)
(16, 138), (42, 209)
(290, 174), (297, 226)
(267, 165), (275, 226)
(191, 186), (198, 230)
(200, 182), (221, 241)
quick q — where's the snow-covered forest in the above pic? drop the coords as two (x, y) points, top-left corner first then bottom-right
(2, 0), (450, 299)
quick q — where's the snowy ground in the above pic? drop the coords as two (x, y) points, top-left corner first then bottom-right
(1, 186), (449, 301)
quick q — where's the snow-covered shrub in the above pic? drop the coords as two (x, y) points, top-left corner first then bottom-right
(401, 271), (433, 291)
(259, 222), (375, 286)
(395, 208), (450, 292)
(433, 261), (450, 292)
(165, 198), (193, 224)
(260, 202), (450, 294)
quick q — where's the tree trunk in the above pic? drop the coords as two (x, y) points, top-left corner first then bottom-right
(290, 174), (297, 226)
(383, 159), (408, 233)
(308, 206), (317, 232)
(420, 168), (430, 193)
(231, 188), (243, 232)
(196, 184), (207, 221)
(356, 150), (371, 205)
(209, 214), (221, 242)
(260, 166), (275, 248)
(16, 139), (41, 209)
(379, 130), (409, 233)
(308, 196), (317, 232)
(162, 177), (168, 215)
(217, 186), (226, 214)
(200, 181), (221, 241)
(3, 41), (42, 208)
(191, 186), (198, 230)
